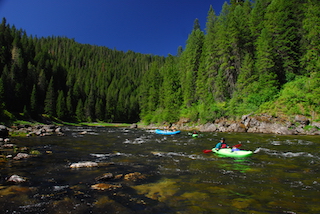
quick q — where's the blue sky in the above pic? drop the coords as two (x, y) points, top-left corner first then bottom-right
(0, 0), (227, 56)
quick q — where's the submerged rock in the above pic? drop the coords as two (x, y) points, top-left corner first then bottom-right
(232, 198), (256, 209)
(95, 173), (114, 181)
(0, 185), (31, 195)
(91, 183), (122, 191)
(133, 178), (179, 202)
(124, 172), (146, 182)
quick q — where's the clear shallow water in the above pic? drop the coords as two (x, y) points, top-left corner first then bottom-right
(1, 126), (320, 213)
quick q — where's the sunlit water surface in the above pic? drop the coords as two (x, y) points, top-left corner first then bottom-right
(1, 126), (320, 213)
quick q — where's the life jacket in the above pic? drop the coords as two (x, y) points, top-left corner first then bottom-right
(221, 143), (227, 148)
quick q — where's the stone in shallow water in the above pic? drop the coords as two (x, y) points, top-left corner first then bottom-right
(13, 153), (30, 160)
(7, 174), (26, 183)
(95, 173), (114, 181)
(123, 172), (146, 182)
(69, 161), (98, 168)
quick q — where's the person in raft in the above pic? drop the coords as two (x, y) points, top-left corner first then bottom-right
(231, 146), (240, 152)
(215, 138), (229, 150)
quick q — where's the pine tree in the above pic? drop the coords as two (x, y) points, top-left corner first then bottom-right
(56, 90), (67, 119)
(0, 78), (5, 118)
(95, 98), (104, 121)
(263, 0), (301, 83)
(179, 19), (204, 108)
(66, 89), (73, 119)
(75, 99), (84, 122)
(44, 77), (55, 116)
(249, 0), (272, 40)
(30, 84), (38, 117)
(212, 2), (232, 101)
(160, 55), (181, 123)
(197, 5), (217, 103)
(301, 0), (320, 75)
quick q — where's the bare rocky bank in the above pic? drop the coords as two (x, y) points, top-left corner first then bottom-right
(139, 114), (320, 135)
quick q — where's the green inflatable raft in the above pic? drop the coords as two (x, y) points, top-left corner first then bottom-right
(212, 148), (253, 158)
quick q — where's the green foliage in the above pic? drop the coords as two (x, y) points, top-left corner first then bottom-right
(259, 75), (320, 120)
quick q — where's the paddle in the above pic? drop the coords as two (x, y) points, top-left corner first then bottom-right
(203, 144), (242, 154)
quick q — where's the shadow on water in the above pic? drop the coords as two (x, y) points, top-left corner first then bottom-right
(1, 126), (320, 213)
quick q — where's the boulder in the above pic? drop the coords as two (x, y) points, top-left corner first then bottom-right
(130, 124), (138, 128)
(226, 123), (246, 133)
(311, 122), (320, 129)
(70, 161), (98, 168)
(199, 123), (217, 132)
(294, 115), (310, 125)
(95, 173), (114, 181)
(7, 174), (26, 183)
(274, 126), (294, 135)
(124, 172), (146, 182)
(0, 125), (9, 138)
(13, 153), (30, 160)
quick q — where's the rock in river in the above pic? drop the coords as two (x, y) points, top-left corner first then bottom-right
(70, 161), (99, 168)
(7, 174), (26, 183)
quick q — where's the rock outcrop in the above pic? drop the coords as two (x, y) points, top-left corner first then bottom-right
(144, 114), (320, 135)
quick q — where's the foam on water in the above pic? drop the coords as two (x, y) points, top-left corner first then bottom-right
(253, 147), (316, 159)
(123, 137), (146, 144)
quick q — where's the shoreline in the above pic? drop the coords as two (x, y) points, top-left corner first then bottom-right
(137, 114), (320, 136)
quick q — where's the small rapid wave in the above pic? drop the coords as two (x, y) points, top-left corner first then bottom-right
(253, 147), (316, 158)
(90, 152), (132, 160)
(151, 151), (209, 160)
(123, 137), (146, 144)
(270, 139), (314, 146)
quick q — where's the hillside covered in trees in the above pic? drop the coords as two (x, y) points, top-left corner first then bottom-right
(0, 0), (319, 125)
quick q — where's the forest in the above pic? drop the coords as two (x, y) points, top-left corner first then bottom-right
(0, 0), (319, 125)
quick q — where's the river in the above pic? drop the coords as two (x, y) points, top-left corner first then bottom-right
(1, 126), (320, 213)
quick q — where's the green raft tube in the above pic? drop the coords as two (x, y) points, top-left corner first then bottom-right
(212, 148), (253, 158)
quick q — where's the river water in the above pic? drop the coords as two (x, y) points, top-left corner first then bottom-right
(1, 126), (320, 213)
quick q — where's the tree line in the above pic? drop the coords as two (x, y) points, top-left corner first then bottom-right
(0, 0), (319, 124)
(140, 0), (320, 124)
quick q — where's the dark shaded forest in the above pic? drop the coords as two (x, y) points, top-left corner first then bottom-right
(0, 0), (319, 124)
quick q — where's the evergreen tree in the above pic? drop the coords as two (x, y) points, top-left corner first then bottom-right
(0, 78), (5, 118)
(197, 5), (217, 103)
(30, 84), (38, 117)
(249, 0), (272, 40)
(44, 77), (55, 116)
(301, 0), (320, 75)
(212, 2), (232, 101)
(160, 55), (181, 122)
(179, 19), (204, 108)
(263, 0), (301, 83)
(56, 90), (67, 119)
(75, 99), (84, 122)
(95, 98), (104, 121)
(66, 89), (73, 119)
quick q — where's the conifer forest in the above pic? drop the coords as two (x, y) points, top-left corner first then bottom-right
(0, 0), (319, 124)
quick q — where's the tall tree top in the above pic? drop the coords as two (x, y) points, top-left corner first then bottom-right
(205, 5), (217, 34)
(193, 18), (201, 31)
(231, 0), (245, 5)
